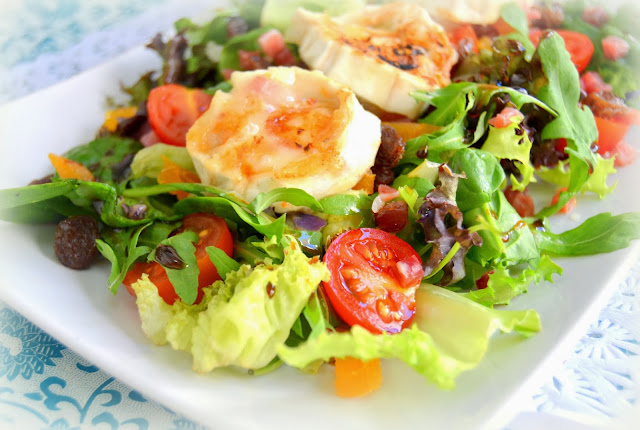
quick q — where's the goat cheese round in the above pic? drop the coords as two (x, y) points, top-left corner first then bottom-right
(186, 66), (381, 202)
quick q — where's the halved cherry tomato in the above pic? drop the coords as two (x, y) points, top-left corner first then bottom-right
(147, 84), (212, 147)
(503, 186), (535, 218)
(492, 18), (515, 36)
(448, 24), (479, 54)
(594, 115), (631, 155)
(322, 228), (423, 334)
(123, 213), (233, 304)
(488, 107), (523, 128)
(529, 29), (594, 73)
(601, 35), (629, 61)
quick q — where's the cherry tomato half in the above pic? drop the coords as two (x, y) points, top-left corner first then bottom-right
(530, 29), (594, 73)
(123, 213), (233, 304)
(147, 84), (212, 146)
(448, 24), (479, 54)
(594, 115), (631, 155)
(322, 228), (423, 334)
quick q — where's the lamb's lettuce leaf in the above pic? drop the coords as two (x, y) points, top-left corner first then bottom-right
(450, 148), (505, 212)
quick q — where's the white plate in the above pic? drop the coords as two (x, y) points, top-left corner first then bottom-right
(1, 32), (639, 430)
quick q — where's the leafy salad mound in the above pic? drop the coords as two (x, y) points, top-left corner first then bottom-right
(1, 0), (640, 394)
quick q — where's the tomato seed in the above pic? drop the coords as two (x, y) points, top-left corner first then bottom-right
(354, 242), (373, 260)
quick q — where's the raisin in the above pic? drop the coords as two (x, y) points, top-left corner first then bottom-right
(374, 201), (409, 233)
(372, 124), (406, 188)
(54, 216), (99, 270)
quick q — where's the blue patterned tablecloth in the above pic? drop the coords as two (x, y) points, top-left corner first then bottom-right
(1, 1), (639, 429)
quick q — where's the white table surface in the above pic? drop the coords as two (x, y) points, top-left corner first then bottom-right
(0, 1), (639, 429)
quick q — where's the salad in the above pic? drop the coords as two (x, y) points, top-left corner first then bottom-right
(1, 0), (640, 399)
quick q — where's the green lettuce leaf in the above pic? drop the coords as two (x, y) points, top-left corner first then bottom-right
(535, 155), (617, 198)
(278, 284), (540, 389)
(132, 244), (329, 371)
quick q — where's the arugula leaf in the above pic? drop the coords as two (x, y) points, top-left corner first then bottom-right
(0, 180), (179, 227)
(97, 223), (152, 293)
(537, 212), (640, 256)
(535, 33), (599, 217)
(499, 2), (536, 60)
(175, 14), (231, 46)
(206, 245), (241, 280)
(149, 231), (200, 304)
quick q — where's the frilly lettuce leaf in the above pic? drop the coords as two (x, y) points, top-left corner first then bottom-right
(464, 255), (562, 307)
(481, 119), (536, 191)
(278, 284), (540, 389)
(132, 244), (329, 371)
(535, 155), (617, 198)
